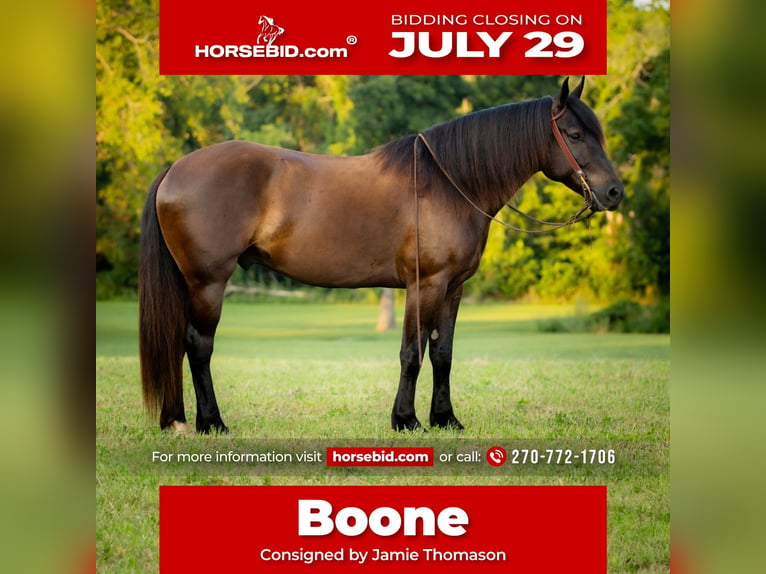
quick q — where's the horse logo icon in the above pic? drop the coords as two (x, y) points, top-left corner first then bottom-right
(257, 15), (285, 46)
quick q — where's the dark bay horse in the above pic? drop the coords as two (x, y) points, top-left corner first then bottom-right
(139, 77), (623, 433)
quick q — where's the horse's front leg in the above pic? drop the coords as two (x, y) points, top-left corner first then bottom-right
(429, 285), (465, 429)
(391, 278), (445, 431)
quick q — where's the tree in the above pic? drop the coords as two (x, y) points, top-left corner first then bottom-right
(463, 0), (670, 303)
(376, 289), (396, 331)
(346, 76), (474, 153)
(593, 0), (670, 297)
(97, 0), (252, 295)
(97, 0), (168, 295)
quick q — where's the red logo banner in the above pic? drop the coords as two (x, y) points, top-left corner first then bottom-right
(159, 0), (606, 75)
(159, 485), (606, 572)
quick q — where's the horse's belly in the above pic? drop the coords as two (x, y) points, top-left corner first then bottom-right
(241, 236), (404, 289)
(289, 264), (402, 289)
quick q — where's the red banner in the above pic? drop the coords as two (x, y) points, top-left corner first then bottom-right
(159, 0), (606, 75)
(159, 485), (606, 572)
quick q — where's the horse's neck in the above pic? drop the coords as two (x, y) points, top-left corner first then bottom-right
(457, 114), (548, 216)
(480, 153), (543, 217)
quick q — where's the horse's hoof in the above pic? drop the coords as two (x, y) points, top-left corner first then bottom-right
(196, 417), (229, 434)
(430, 413), (465, 430)
(391, 414), (423, 432)
(170, 420), (192, 434)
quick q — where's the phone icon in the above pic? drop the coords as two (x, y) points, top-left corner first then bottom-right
(486, 446), (507, 467)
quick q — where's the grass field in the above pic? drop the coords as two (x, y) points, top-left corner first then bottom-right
(96, 300), (669, 572)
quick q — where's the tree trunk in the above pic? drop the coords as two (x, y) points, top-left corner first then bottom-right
(376, 288), (396, 331)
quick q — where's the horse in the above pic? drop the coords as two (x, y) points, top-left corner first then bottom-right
(257, 15), (284, 46)
(139, 77), (624, 433)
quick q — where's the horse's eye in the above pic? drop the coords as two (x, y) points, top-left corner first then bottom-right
(569, 132), (583, 142)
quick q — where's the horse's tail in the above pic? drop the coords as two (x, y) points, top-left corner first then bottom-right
(138, 168), (189, 427)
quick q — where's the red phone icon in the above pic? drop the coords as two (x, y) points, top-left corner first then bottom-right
(486, 446), (507, 466)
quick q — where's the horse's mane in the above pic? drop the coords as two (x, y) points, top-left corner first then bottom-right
(372, 95), (604, 209)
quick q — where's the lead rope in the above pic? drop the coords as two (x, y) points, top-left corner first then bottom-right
(416, 132), (595, 234)
(412, 136), (423, 366)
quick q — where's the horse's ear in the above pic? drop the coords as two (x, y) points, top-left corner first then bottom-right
(553, 77), (570, 114)
(571, 76), (585, 99)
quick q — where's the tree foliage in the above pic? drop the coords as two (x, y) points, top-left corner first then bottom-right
(465, 0), (669, 302)
(96, 1), (669, 304)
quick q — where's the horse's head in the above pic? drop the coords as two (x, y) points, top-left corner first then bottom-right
(542, 77), (624, 212)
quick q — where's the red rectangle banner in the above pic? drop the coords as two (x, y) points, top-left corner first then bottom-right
(326, 447), (433, 467)
(159, 0), (606, 75)
(159, 485), (606, 573)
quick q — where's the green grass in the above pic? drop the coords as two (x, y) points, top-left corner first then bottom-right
(97, 300), (669, 572)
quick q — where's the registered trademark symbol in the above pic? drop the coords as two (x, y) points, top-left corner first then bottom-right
(346, 35), (358, 45)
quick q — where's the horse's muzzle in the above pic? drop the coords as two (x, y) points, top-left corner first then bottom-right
(593, 185), (624, 211)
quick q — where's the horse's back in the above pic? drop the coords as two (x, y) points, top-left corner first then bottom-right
(161, 140), (287, 197)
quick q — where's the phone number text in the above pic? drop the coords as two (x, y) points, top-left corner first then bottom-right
(511, 449), (616, 465)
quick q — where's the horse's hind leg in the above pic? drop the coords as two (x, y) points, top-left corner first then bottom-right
(428, 285), (464, 429)
(185, 280), (229, 433)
